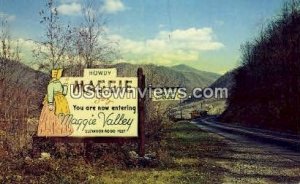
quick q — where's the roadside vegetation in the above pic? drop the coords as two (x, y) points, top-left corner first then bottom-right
(4, 120), (298, 183)
(0, 121), (225, 183)
(221, 0), (300, 133)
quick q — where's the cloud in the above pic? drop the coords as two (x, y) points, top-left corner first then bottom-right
(160, 28), (224, 51)
(57, 2), (82, 15)
(110, 27), (224, 66)
(16, 27), (224, 70)
(102, 0), (125, 14)
(115, 27), (224, 53)
(0, 12), (16, 21)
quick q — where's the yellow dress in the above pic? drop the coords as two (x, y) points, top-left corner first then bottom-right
(37, 80), (73, 137)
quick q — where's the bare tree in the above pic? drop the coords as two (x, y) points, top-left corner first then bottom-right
(33, 0), (72, 72)
(0, 15), (9, 59)
(0, 14), (14, 60)
(13, 39), (21, 61)
(0, 14), (21, 61)
(74, 0), (118, 68)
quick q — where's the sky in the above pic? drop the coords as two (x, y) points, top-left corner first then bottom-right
(0, 0), (286, 74)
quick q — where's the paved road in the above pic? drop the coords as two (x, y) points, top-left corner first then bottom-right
(192, 117), (300, 164)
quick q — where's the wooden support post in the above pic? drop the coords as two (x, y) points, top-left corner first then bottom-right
(137, 68), (145, 157)
(31, 136), (40, 158)
(84, 139), (93, 163)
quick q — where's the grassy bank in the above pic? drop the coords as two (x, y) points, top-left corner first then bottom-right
(0, 121), (226, 183)
(90, 121), (227, 183)
(2, 121), (300, 183)
(95, 121), (300, 183)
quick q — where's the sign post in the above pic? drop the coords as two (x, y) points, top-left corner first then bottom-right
(137, 68), (145, 156)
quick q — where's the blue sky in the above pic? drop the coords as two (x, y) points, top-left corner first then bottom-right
(0, 0), (286, 73)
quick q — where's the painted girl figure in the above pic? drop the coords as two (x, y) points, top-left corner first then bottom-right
(37, 69), (73, 136)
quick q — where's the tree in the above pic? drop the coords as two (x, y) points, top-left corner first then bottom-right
(33, 0), (72, 72)
(0, 14), (20, 60)
(74, 0), (118, 68)
(222, 0), (300, 132)
(0, 16), (9, 59)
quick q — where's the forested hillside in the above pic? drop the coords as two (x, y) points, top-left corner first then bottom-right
(221, 1), (300, 133)
(0, 58), (49, 118)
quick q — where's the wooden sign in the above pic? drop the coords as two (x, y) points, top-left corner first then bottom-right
(37, 68), (138, 137)
(33, 68), (145, 157)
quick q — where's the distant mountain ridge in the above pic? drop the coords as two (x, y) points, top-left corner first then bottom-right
(171, 64), (220, 80)
(101, 63), (220, 93)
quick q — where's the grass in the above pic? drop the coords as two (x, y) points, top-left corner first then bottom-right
(1, 120), (225, 183)
(90, 121), (227, 184)
(2, 120), (300, 183)
(92, 121), (300, 184)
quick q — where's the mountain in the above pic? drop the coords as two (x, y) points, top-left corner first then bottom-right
(221, 1), (300, 133)
(180, 68), (235, 104)
(171, 64), (220, 83)
(209, 69), (236, 93)
(173, 68), (236, 118)
(0, 58), (50, 118)
(97, 63), (220, 93)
